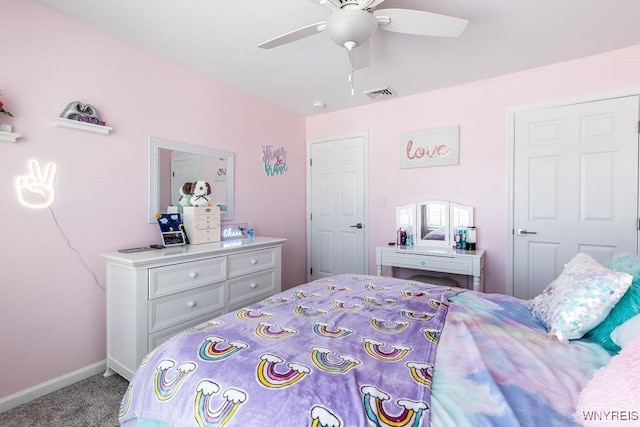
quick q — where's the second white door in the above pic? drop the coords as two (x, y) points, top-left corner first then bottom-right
(513, 95), (639, 299)
(309, 134), (367, 281)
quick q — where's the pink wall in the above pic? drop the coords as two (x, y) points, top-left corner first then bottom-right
(307, 44), (640, 295)
(5, 0), (640, 405)
(0, 1), (306, 399)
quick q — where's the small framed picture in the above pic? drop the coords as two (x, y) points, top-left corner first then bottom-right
(161, 230), (186, 247)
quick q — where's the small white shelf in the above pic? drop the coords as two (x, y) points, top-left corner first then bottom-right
(0, 130), (21, 142)
(53, 117), (113, 135)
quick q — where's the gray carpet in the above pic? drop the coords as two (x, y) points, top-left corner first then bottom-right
(0, 374), (129, 427)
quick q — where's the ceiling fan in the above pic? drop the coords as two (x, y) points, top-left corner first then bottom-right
(257, 0), (469, 72)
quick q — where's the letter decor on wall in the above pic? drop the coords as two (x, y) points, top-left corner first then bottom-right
(262, 145), (288, 176)
(399, 125), (460, 169)
(214, 157), (227, 182)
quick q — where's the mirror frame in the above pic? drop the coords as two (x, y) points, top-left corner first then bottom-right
(397, 200), (474, 247)
(148, 137), (234, 223)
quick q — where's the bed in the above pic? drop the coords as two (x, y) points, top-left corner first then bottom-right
(118, 252), (640, 427)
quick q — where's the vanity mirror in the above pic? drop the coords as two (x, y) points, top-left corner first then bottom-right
(148, 137), (234, 223)
(396, 200), (474, 247)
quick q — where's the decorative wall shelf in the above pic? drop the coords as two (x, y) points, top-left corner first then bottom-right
(0, 130), (21, 142)
(53, 117), (113, 135)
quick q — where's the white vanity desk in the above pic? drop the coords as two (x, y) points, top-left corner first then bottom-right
(376, 245), (485, 292)
(101, 236), (286, 380)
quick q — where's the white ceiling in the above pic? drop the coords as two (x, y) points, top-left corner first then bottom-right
(34, 0), (640, 117)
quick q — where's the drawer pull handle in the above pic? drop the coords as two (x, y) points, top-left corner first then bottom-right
(250, 282), (258, 289)
(250, 259), (257, 265)
(187, 301), (196, 308)
(190, 272), (198, 279)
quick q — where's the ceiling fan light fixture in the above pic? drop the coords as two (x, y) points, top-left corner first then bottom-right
(326, 9), (378, 47)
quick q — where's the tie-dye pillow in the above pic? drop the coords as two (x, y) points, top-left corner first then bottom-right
(530, 253), (632, 342)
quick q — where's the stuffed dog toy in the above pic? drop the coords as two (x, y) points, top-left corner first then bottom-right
(186, 180), (212, 207)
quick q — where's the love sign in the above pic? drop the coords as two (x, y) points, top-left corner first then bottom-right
(399, 125), (459, 169)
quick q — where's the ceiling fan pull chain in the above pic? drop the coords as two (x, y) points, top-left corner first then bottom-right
(348, 42), (355, 96)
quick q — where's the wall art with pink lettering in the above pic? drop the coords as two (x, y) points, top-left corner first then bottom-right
(262, 145), (288, 176)
(399, 125), (459, 169)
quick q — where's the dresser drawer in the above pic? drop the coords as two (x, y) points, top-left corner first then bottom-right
(195, 207), (220, 221)
(148, 311), (224, 351)
(227, 269), (276, 309)
(381, 251), (474, 275)
(148, 283), (225, 333)
(149, 257), (225, 299)
(228, 247), (277, 278)
(195, 219), (219, 230)
(189, 228), (221, 244)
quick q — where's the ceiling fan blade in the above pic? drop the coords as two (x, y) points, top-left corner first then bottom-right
(347, 41), (370, 70)
(257, 21), (326, 49)
(309, 0), (341, 11)
(310, 0), (386, 10)
(374, 8), (468, 37)
(360, 0), (387, 10)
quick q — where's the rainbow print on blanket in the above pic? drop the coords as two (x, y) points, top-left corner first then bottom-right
(119, 275), (462, 426)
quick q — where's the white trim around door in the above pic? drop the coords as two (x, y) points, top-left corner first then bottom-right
(506, 87), (640, 296)
(306, 132), (369, 282)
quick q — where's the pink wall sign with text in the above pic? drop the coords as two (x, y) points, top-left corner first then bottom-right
(400, 125), (459, 169)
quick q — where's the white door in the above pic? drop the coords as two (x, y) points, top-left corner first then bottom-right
(171, 156), (201, 205)
(513, 95), (639, 299)
(308, 135), (367, 281)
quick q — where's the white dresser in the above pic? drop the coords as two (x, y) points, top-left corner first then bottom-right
(100, 236), (286, 380)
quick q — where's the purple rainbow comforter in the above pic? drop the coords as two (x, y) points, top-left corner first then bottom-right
(119, 274), (611, 427)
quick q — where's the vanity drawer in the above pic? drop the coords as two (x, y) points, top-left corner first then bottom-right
(148, 283), (225, 333)
(228, 247), (277, 278)
(382, 252), (474, 275)
(149, 257), (225, 299)
(227, 268), (277, 309)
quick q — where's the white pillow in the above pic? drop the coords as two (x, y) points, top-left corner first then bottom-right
(530, 253), (632, 342)
(610, 313), (640, 348)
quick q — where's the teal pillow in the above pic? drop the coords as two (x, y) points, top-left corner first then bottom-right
(585, 253), (640, 352)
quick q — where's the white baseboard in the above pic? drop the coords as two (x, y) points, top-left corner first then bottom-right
(0, 360), (107, 413)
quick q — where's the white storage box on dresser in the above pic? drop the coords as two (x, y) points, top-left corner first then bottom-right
(182, 206), (221, 244)
(100, 236), (286, 380)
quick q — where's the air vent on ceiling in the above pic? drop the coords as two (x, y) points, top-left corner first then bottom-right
(363, 86), (396, 101)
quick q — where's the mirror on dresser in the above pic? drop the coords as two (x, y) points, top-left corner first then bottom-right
(396, 200), (473, 247)
(148, 137), (234, 223)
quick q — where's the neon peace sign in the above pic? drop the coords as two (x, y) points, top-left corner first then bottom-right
(16, 159), (57, 209)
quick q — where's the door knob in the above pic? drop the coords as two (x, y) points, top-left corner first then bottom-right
(516, 228), (537, 236)
(349, 223), (363, 229)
